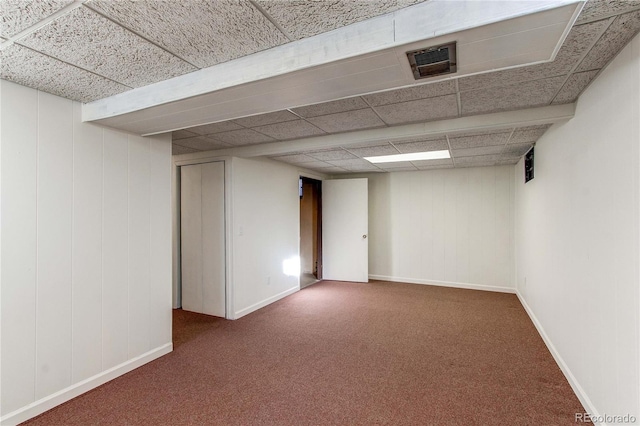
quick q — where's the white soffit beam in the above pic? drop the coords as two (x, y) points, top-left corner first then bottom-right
(83, 0), (583, 135)
(173, 103), (576, 161)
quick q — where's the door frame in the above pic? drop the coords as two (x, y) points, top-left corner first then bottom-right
(172, 155), (234, 319)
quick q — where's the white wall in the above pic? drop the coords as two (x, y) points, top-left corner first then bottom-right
(231, 157), (301, 318)
(358, 166), (514, 292)
(1, 81), (173, 424)
(514, 34), (640, 419)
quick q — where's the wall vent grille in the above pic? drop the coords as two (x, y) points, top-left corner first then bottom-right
(406, 42), (457, 80)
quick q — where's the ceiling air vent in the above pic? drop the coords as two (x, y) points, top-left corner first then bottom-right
(406, 42), (457, 80)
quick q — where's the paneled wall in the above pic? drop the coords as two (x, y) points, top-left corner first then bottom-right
(514, 32), (640, 417)
(1, 81), (173, 422)
(231, 157), (300, 318)
(363, 166), (515, 291)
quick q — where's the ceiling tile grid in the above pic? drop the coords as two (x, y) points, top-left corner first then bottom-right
(172, 145), (200, 155)
(576, 0), (640, 24)
(374, 94), (459, 125)
(577, 9), (640, 72)
(460, 76), (566, 115)
(255, 0), (424, 40)
(509, 125), (552, 144)
(307, 108), (386, 133)
(87, 0), (289, 68)
(251, 119), (326, 140)
(1, 0), (74, 38)
(172, 136), (232, 151)
(362, 80), (457, 106)
(0, 42), (130, 102)
(448, 131), (512, 150)
(232, 110), (300, 128)
(345, 144), (400, 158)
(291, 97), (370, 118)
(393, 138), (449, 153)
(188, 121), (244, 135)
(552, 70), (601, 104)
(209, 128), (276, 146)
(306, 149), (358, 161)
(18, 6), (197, 87)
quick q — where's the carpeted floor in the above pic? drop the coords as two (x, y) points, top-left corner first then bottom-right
(23, 280), (587, 425)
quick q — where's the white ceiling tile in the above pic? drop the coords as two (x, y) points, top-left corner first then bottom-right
(19, 6), (196, 87)
(307, 149), (357, 161)
(88, 0), (288, 68)
(455, 161), (499, 168)
(307, 108), (386, 133)
(291, 97), (369, 118)
(256, 0), (424, 40)
(172, 130), (198, 140)
(509, 125), (551, 144)
(455, 155), (503, 165)
(501, 143), (533, 158)
(252, 120), (325, 140)
(458, 20), (609, 92)
(451, 145), (505, 158)
(172, 144), (200, 155)
(326, 158), (380, 171)
(460, 77), (565, 115)
(552, 70), (600, 104)
(0, 43), (129, 103)
(233, 110), (299, 128)
(212, 128), (276, 145)
(188, 121), (244, 135)
(393, 138), (449, 153)
(271, 154), (317, 164)
(374, 94), (459, 125)
(1, 0), (74, 38)
(448, 132), (511, 149)
(363, 80), (457, 106)
(174, 136), (230, 151)
(577, 0), (640, 24)
(577, 10), (640, 71)
(346, 144), (399, 157)
(297, 161), (338, 169)
(496, 159), (520, 165)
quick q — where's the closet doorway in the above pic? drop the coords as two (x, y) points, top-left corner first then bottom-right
(299, 177), (322, 288)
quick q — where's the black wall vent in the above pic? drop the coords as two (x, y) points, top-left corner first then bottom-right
(406, 42), (457, 80)
(525, 147), (534, 183)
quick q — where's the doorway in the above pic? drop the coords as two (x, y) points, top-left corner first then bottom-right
(299, 177), (322, 288)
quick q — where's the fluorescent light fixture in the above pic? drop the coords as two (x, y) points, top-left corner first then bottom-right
(364, 150), (450, 163)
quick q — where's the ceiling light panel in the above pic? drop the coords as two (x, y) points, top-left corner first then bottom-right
(365, 150), (451, 163)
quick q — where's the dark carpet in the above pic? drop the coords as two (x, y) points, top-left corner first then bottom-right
(24, 280), (587, 425)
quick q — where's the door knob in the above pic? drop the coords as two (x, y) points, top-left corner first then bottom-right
(363, 234), (367, 239)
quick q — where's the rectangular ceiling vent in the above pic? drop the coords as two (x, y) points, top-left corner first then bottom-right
(406, 42), (457, 80)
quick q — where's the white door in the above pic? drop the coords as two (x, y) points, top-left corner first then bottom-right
(322, 178), (368, 282)
(180, 162), (225, 317)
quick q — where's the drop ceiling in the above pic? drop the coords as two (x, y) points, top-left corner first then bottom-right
(2, 0), (640, 174)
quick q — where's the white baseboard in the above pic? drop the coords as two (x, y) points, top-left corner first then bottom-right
(1, 343), (173, 426)
(369, 275), (516, 294)
(516, 292), (602, 424)
(234, 286), (299, 319)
